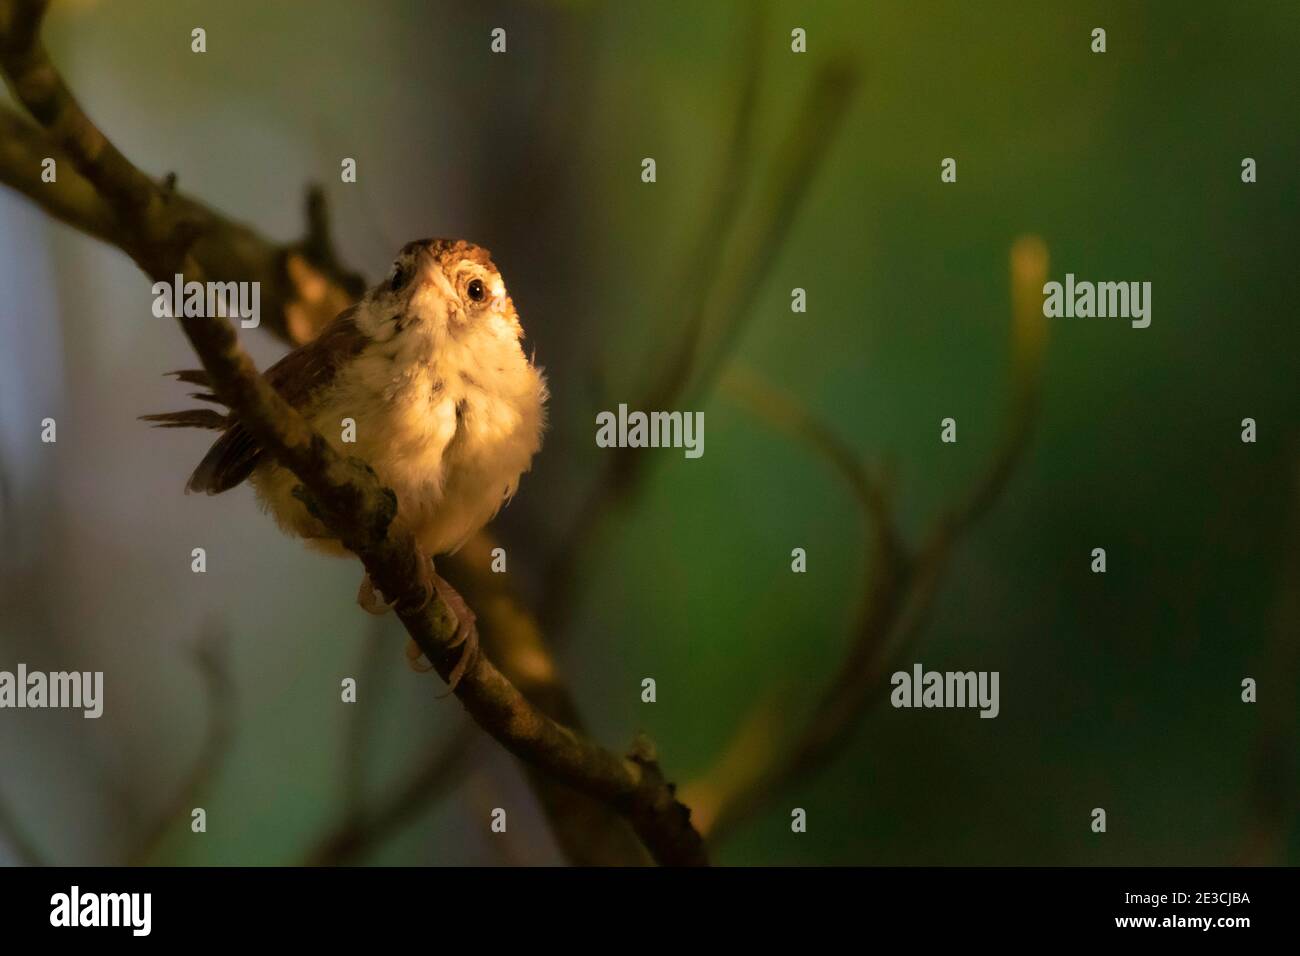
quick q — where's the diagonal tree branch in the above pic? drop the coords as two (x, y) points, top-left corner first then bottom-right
(0, 104), (116, 240)
(0, 0), (363, 348)
(307, 532), (650, 866)
(440, 533), (652, 865)
(0, 0), (704, 866)
(308, 9), (861, 863)
(0, 101), (362, 346)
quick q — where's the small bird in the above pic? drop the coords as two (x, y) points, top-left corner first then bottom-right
(144, 239), (548, 684)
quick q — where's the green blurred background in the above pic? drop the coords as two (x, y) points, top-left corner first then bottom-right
(1, 0), (1296, 865)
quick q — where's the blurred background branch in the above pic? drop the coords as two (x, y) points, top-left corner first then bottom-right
(0, 787), (47, 865)
(128, 620), (234, 865)
(306, 711), (477, 866)
(338, 617), (391, 828)
(541, 29), (862, 628)
(683, 237), (1049, 846)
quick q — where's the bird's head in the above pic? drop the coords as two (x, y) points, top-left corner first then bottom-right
(360, 238), (522, 348)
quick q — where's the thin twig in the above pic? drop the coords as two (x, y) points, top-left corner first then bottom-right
(543, 49), (862, 629)
(306, 727), (480, 866)
(684, 60), (861, 407)
(684, 237), (1049, 846)
(340, 617), (392, 825)
(128, 620), (235, 865)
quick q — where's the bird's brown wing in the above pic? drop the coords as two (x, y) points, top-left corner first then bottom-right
(262, 304), (370, 407)
(146, 305), (369, 495)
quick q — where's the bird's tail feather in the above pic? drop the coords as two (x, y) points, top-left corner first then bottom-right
(139, 408), (229, 430)
(167, 368), (212, 389)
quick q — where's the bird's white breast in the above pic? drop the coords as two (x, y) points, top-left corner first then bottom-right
(254, 320), (546, 557)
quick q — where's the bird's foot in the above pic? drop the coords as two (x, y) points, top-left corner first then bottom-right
(402, 553), (439, 674)
(356, 571), (391, 616)
(358, 554), (436, 617)
(404, 637), (435, 673)
(405, 565), (479, 692)
(358, 560), (477, 691)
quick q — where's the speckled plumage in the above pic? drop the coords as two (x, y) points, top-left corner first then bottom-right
(147, 238), (547, 561)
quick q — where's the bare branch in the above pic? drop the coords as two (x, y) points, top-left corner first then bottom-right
(0, 104), (116, 240)
(0, 2), (363, 347)
(178, 168), (703, 867)
(0, 0), (705, 866)
(543, 52), (862, 627)
(289, 17), (817, 854)
(0, 0), (152, 222)
(641, 0), (767, 421)
(128, 621), (235, 865)
(189, 171), (708, 867)
(927, 235), (1048, 545)
(682, 371), (912, 842)
(441, 535), (651, 865)
(684, 60), (861, 406)
(339, 618), (392, 825)
(309, 532), (650, 866)
(684, 237), (1049, 846)
(305, 725), (479, 867)
(720, 363), (902, 559)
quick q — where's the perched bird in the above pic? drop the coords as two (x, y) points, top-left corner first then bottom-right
(143, 239), (548, 685)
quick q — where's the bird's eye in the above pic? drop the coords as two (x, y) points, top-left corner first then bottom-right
(467, 278), (486, 303)
(388, 263), (410, 293)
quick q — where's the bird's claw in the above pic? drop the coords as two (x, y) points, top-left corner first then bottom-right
(356, 572), (391, 616)
(404, 638), (435, 672)
(427, 567), (479, 693)
(361, 558), (436, 616)
(394, 555), (438, 614)
(359, 562), (478, 691)
(379, 561), (478, 697)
